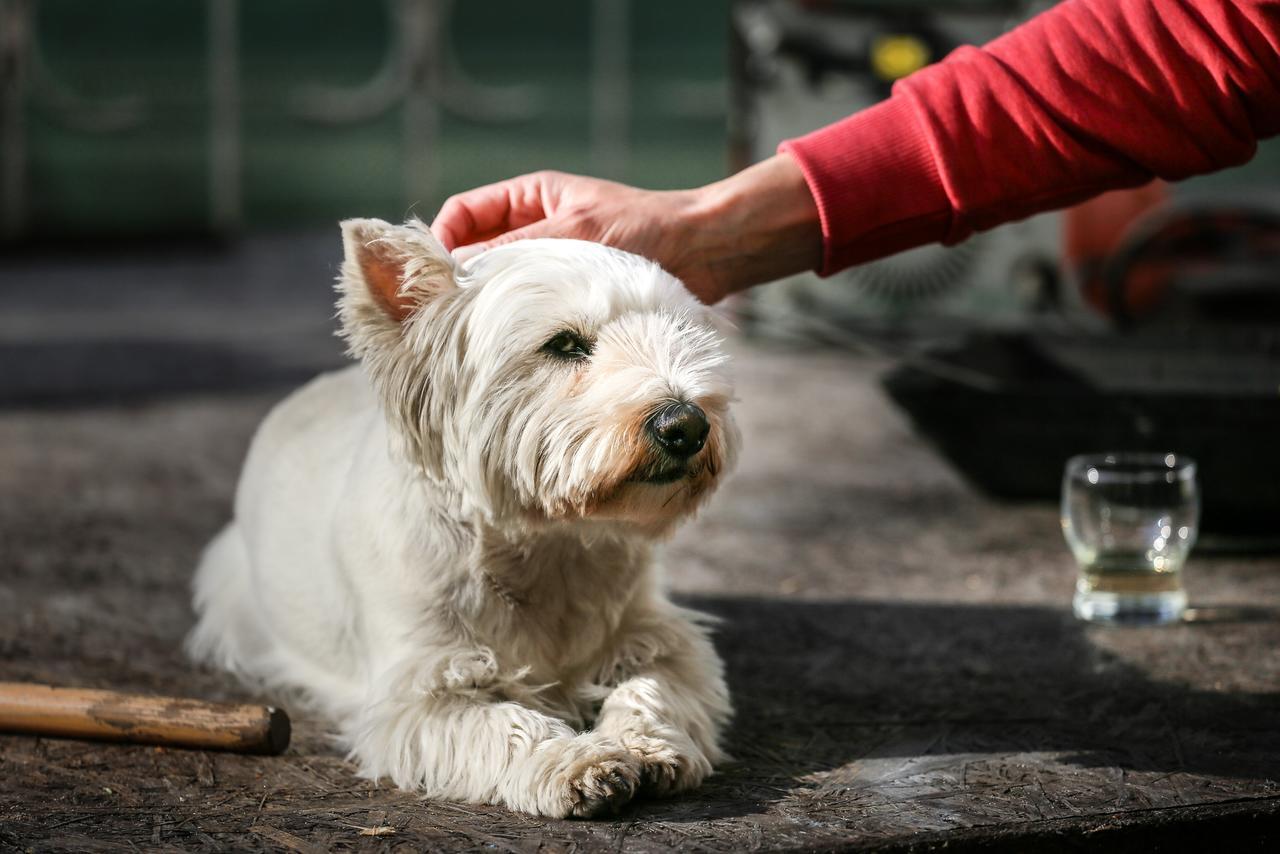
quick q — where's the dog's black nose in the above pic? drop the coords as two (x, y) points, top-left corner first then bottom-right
(646, 403), (710, 459)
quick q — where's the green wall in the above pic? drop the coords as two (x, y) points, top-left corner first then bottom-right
(16, 0), (730, 237)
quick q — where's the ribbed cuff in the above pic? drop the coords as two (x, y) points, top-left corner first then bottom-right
(778, 95), (952, 276)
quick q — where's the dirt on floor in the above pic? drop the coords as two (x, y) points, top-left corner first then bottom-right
(3, 344), (1279, 852)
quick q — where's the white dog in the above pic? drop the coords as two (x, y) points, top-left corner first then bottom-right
(187, 219), (738, 817)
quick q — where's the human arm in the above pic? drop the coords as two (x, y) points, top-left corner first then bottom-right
(430, 155), (821, 305)
(788, 0), (1280, 274)
(433, 0), (1280, 301)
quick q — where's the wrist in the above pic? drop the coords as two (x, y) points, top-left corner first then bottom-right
(699, 154), (818, 234)
(688, 154), (823, 294)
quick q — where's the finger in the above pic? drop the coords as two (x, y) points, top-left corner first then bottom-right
(452, 218), (563, 262)
(431, 174), (555, 251)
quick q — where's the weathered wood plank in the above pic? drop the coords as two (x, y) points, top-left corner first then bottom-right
(2, 346), (1277, 851)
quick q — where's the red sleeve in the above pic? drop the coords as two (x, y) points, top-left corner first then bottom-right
(778, 0), (1280, 275)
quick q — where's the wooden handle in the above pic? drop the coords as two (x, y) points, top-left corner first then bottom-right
(0, 682), (290, 755)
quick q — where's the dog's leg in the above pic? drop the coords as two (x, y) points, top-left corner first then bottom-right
(593, 608), (731, 797)
(187, 524), (265, 675)
(346, 650), (642, 818)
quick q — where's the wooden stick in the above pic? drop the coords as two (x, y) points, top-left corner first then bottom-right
(0, 682), (290, 755)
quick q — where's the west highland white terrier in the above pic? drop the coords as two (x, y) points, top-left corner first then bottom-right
(187, 219), (738, 817)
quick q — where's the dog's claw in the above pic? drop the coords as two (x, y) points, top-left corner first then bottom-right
(621, 733), (710, 798)
(565, 756), (641, 818)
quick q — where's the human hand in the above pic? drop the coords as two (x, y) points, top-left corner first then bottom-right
(430, 155), (822, 304)
(432, 171), (710, 293)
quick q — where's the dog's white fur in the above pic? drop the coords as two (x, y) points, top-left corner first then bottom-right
(187, 219), (738, 817)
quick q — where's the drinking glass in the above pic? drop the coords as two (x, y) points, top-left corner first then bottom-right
(1061, 453), (1199, 625)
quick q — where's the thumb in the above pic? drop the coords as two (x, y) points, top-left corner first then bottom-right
(452, 220), (561, 263)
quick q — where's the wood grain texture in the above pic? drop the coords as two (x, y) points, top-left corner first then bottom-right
(0, 683), (289, 755)
(1, 344), (1277, 851)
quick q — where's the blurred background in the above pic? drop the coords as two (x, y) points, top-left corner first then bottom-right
(0, 0), (728, 236)
(3, 0), (1280, 540)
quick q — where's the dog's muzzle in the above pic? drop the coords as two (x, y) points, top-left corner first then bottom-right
(626, 402), (708, 485)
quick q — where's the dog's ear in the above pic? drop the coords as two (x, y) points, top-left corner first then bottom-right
(338, 218), (457, 337)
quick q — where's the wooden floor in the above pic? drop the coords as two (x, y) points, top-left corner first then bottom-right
(2, 304), (1279, 850)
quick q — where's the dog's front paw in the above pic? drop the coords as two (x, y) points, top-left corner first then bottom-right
(532, 734), (642, 818)
(565, 754), (641, 818)
(621, 732), (711, 797)
(440, 648), (499, 692)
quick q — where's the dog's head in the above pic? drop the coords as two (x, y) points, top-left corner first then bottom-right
(338, 218), (738, 535)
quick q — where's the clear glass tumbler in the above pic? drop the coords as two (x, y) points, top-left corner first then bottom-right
(1061, 453), (1199, 625)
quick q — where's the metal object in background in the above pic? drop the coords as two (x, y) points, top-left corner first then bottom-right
(590, 0), (730, 179)
(0, 0), (150, 238)
(208, 0), (240, 232)
(883, 326), (1280, 540)
(0, 0), (26, 240)
(731, 0), (1074, 338)
(2, 0), (230, 234)
(289, 0), (545, 210)
(591, 0), (629, 178)
(1, 0), (729, 239)
(883, 196), (1280, 540)
(1090, 203), (1280, 327)
(290, 0), (544, 126)
(0, 0), (545, 237)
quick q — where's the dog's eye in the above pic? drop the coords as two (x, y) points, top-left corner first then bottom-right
(543, 332), (592, 360)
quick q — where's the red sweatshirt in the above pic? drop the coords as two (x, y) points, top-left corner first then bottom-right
(779, 0), (1280, 275)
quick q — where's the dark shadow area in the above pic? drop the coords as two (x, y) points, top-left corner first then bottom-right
(643, 594), (1280, 823)
(0, 339), (337, 407)
(883, 331), (1280, 537)
(0, 231), (347, 407)
(1182, 605), (1280, 624)
(0, 230), (340, 305)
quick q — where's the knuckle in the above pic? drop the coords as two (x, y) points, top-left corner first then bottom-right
(563, 211), (596, 238)
(566, 204), (596, 224)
